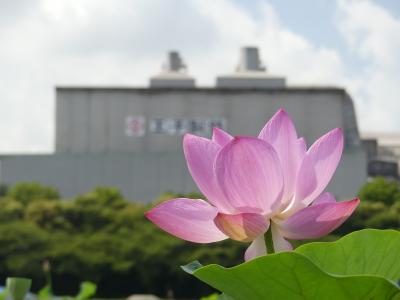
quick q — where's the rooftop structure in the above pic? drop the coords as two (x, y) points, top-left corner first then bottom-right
(216, 47), (286, 89)
(361, 132), (400, 178)
(149, 51), (195, 88)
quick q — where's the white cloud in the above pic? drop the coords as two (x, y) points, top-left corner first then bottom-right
(336, 0), (400, 132)
(191, 0), (348, 86)
(0, 0), (398, 152)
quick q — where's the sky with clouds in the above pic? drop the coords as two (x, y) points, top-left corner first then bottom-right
(0, 0), (399, 153)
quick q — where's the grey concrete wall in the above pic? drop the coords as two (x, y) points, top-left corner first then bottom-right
(0, 153), (189, 201)
(1, 86), (366, 202)
(55, 88), (360, 153)
(0, 146), (366, 202)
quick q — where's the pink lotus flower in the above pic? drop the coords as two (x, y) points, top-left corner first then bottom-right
(146, 109), (359, 261)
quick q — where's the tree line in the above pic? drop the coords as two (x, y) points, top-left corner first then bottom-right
(0, 178), (398, 299)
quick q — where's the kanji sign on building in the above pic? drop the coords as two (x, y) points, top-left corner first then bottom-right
(125, 116), (226, 137)
(125, 116), (146, 137)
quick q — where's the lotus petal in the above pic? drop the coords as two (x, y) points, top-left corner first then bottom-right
(271, 224), (293, 252)
(212, 127), (233, 147)
(259, 109), (300, 205)
(215, 137), (283, 215)
(283, 128), (343, 216)
(277, 198), (360, 240)
(244, 235), (267, 261)
(312, 192), (336, 205)
(214, 213), (269, 242)
(145, 198), (227, 243)
(183, 134), (234, 213)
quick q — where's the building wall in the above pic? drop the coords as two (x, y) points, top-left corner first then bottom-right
(0, 86), (366, 202)
(0, 147), (366, 202)
(55, 87), (360, 153)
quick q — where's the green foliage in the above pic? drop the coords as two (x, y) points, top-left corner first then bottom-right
(342, 201), (387, 232)
(200, 294), (220, 300)
(334, 177), (400, 235)
(200, 293), (234, 300)
(25, 201), (71, 231)
(185, 230), (400, 300)
(296, 229), (400, 281)
(64, 187), (128, 232)
(0, 181), (399, 299)
(74, 282), (97, 300)
(0, 184), (9, 197)
(366, 210), (400, 229)
(0, 198), (24, 223)
(0, 290), (6, 300)
(75, 187), (127, 210)
(7, 183), (59, 206)
(0, 222), (48, 280)
(37, 280), (97, 300)
(6, 278), (32, 300)
(358, 177), (400, 205)
(38, 284), (52, 300)
(200, 293), (233, 300)
(0, 183), (242, 298)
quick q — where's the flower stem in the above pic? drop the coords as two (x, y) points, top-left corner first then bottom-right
(264, 226), (275, 254)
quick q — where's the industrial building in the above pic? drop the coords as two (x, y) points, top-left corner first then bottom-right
(361, 132), (400, 179)
(0, 47), (367, 201)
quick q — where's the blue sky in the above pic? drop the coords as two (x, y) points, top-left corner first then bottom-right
(0, 0), (399, 152)
(235, 0), (400, 44)
(244, 1), (351, 58)
(235, 0), (398, 71)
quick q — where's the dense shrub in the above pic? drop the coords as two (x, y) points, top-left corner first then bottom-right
(7, 182), (59, 206)
(358, 177), (400, 205)
(0, 181), (398, 298)
(25, 200), (71, 231)
(0, 198), (24, 222)
(341, 201), (387, 232)
(366, 209), (400, 229)
(0, 185), (244, 298)
(0, 222), (48, 290)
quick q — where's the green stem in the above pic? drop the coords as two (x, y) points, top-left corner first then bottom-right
(264, 226), (275, 254)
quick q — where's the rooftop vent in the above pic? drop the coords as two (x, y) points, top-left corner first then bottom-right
(236, 47), (266, 72)
(150, 51), (195, 88)
(216, 46), (286, 89)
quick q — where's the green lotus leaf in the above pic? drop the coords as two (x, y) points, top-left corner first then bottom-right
(6, 277), (32, 300)
(183, 230), (400, 300)
(296, 229), (400, 283)
(184, 253), (400, 300)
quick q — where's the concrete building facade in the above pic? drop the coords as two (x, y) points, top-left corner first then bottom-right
(361, 132), (400, 178)
(0, 48), (367, 201)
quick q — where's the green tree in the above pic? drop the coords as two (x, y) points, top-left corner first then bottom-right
(0, 183), (9, 197)
(358, 177), (400, 206)
(0, 198), (24, 222)
(25, 200), (71, 231)
(0, 222), (48, 290)
(74, 187), (127, 210)
(7, 183), (59, 206)
(63, 187), (128, 232)
(341, 201), (387, 233)
(366, 210), (400, 229)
